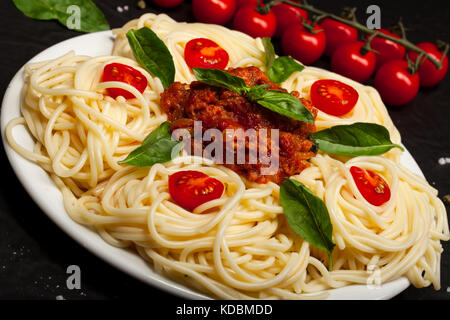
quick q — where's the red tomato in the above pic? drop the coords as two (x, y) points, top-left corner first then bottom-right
(368, 29), (405, 69)
(281, 23), (326, 65)
(192, 0), (236, 25)
(407, 42), (449, 87)
(330, 41), (376, 83)
(232, 4), (277, 38)
(374, 59), (419, 106)
(236, 0), (257, 8)
(184, 38), (230, 70)
(350, 166), (391, 206)
(320, 18), (358, 56)
(168, 171), (225, 211)
(310, 79), (359, 116)
(152, 0), (184, 8)
(101, 63), (147, 99)
(272, 3), (308, 38)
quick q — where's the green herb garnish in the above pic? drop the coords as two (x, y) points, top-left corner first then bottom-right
(311, 122), (404, 156)
(192, 67), (314, 123)
(262, 37), (304, 84)
(12, 0), (109, 33)
(280, 179), (335, 270)
(126, 27), (175, 88)
(119, 122), (183, 167)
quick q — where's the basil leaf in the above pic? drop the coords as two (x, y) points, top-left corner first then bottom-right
(12, 0), (109, 33)
(126, 28), (175, 88)
(193, 68), (314, 123)
(192, 68), (248, 94)
(311, 122), (404, 156)
(119, 122), (183, 167)
(248, 88), (314, 123)
(262, 37), (305, 84)
(262, 37), (276, 70)
(268, 57), (305, 84)
(280, 179), (335, 269)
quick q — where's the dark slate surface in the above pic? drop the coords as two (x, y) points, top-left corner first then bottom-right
(0, 0), (449, 300)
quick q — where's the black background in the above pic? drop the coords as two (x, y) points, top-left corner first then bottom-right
(0, 0), (449, 300)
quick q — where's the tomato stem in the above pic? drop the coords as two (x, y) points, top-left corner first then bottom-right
(361, 32), (379, 55)
(340, 7), (357, 23)
(255, 0), (270, 14)
(271, 0), (446, 70)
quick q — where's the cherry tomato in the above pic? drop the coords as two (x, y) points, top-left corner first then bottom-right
(232, 4), (277, 38)
(368, 29), (405, 69)
(374, 59), (419, 106)
(320, 18), (358, 57)
(407, 42), (449, 87)
(236, 0), (257, 8)
(192, 0), (236, 25)
(184, 38), (230, 70)
(310, 79), (359, 116)
(272, 3), (308, 38)
(281, 23), (326, 65)
(330, 41), (376, 83)
(350, 166), (391, 206)
(101, 63), (147, 99)
(152, 0), (184, 8)
(168, 170), (225, 211)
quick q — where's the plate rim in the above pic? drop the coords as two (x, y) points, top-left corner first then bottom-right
(1, 30), (413, 300)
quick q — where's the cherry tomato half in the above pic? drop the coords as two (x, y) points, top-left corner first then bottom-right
(152, 0), (184, 8)
(374, 60), (420, 106)
(232, 4), (277, 38)
(368, 29), (405, 69)
(330, 41), (376, 83)
(407, 42), (449, 87)
(281, 23), (326, 65)
(184, 38), (230, 70)
(310, 79), (359, 116)
(320, 18), (358, 57)
(101, 63), (147, 99)
(350, 166), (391, 206)
(168, 170), (225, 211)
(192, 0), (236, 25)
(272, 3), (308, 38)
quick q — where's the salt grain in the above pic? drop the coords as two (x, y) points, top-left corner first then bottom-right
(117, 6), (123, 13)
(438, 157), (450, 165)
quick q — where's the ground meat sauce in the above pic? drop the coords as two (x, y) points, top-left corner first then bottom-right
(160, 66), (318, 184)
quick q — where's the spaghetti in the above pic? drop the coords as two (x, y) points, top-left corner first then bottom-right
(5, 13), (448, 299)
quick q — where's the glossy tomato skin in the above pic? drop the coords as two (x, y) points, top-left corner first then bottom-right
(232, 4), (277, 38)
(272, 4), (308, 38)
(236, 0), (257, 8)
(192, 0), (236, 25)
(369, 29), (405, 69)
(310, 79), (359, 116)
(374, 59), (419, 106)
(184, 38), (229, 69)
(320, 18), (358, 56)
(168, 171), (224, 211)
(330, 41), (376, 83)
(407, 42), (449, 87)
(101, 63), (147, 99)
(281, 23), (326, 65)
(152, 0), (184, 8)
(350, 166), (391, 206)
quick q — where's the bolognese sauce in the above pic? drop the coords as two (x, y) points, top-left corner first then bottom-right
(160, 66), (317, 184)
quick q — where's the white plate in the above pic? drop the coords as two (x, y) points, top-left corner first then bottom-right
(1, 30), (413, 300)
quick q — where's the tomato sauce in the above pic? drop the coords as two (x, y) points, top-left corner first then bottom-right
(160, 66), (317, 184)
